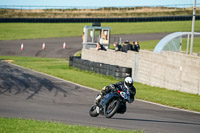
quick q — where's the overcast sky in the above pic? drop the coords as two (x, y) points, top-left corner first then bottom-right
(0, 0), (199, 7)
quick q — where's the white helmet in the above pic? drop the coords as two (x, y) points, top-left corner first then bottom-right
(124, 77), (134, 89)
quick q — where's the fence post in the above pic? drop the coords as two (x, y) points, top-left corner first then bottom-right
(186, 34), (190, 54)
(199, 60), (200, 95)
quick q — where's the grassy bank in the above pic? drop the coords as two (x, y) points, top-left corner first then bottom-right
(0, 117), (140, 133)
(1, 7), (199, 18)
(1, 56), (200, 112)
(1, 21), (200, 40)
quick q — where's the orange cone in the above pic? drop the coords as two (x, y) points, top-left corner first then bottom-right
(21, 43), (24, 50)
(42, 42), (45, 50)
(63, 42), (66, 49)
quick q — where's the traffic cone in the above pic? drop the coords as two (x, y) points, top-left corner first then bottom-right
(21, 43), (24, 50)
(63, 42), (66, 49)
(42, 42), (46, 50)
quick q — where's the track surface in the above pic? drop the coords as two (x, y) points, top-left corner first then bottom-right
(0, 33), (169, 58)
(0, 61), (200, 133)
(0, 33), (200, 132)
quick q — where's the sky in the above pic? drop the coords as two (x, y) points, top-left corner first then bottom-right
(0, 0), (199, 8)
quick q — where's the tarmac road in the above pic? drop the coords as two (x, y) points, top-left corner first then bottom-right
(0, 36), (82, 58)
(0, 61), (200, 133)
(0, 33), (169, 58)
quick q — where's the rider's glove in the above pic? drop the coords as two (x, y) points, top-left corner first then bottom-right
(110, 84), (116, 89)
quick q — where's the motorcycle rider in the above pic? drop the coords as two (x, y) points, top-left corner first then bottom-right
(96, 77), (136, 104)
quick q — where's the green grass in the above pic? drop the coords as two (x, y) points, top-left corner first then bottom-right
(139, 37), (200, 53)
(1, 21), (200, 40)
(136, 83), (200, 111)
(1, 56), (200, 112)
(139, 40), (160, 50)
(0, 117), (140, 133)
(0, 23), (85, 40)
(104, 21), (200, 35)
(182, 37), (200, 53)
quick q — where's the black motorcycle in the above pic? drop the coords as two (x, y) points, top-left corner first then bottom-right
(89, 87), (130, 118)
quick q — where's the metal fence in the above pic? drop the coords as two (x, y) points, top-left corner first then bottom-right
(0, 4), (199, 10)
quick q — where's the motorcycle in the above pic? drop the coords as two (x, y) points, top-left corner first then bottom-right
(89, 86), (130, 118)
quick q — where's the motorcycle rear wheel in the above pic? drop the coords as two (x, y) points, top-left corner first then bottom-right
(104, 99), (120, 118)
(89, 105), (99, 117)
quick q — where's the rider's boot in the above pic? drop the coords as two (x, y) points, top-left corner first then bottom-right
(95, 93), (104, 105)
(95, 94), (102, 103)
(95, 86), (106, 104)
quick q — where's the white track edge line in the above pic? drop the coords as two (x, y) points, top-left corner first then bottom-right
(136, 99), (200, 114)
(8, 62), (200, 115)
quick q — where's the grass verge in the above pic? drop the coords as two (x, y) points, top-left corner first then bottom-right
(0, 117), (140, 133)
(0, 56), (200, 112)
(1, 21), (200, 40)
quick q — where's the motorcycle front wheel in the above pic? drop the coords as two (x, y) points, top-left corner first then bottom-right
(89, 105), (99, 117)
(104, 99), (120, 118)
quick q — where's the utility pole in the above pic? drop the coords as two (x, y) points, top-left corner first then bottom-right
(190, 0), (196, 55)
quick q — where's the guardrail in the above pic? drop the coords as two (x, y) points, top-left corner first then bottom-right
(69, 56), (132, 79)
(1, 15), (199, 23)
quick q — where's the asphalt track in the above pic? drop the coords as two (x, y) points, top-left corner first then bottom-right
(0, 33), (200, 133)
(0, 33), (169, 58)
(0, 61), (200, 133)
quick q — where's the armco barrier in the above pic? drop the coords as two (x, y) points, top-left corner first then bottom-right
(1, 15), (199, 23)
(69, 56), (132, 79)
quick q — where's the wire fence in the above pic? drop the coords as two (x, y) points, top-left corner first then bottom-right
(0, 4), (200, 10)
